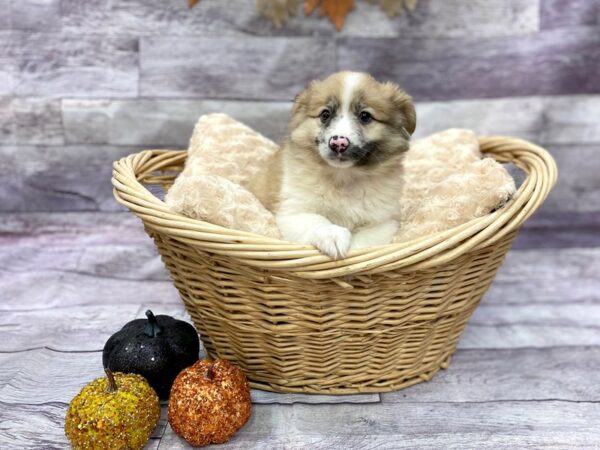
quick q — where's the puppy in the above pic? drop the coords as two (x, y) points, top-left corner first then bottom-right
(276, 71), (416, 259)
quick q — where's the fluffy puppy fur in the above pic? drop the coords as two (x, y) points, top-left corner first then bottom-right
(276, 71), (416, 259)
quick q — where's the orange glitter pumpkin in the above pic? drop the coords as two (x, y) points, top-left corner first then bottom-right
(168, 359), (252, 447)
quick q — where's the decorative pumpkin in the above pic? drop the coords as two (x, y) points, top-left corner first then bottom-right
(103, 309), (200, 399)
(65, 369), (160, 450)
(168, 359), (252, 447)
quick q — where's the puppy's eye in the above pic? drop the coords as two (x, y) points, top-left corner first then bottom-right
(359, 111), (372, 124)
(319, 109), (331, 123)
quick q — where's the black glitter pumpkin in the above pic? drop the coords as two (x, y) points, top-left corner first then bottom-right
(103, 310), (200, 399)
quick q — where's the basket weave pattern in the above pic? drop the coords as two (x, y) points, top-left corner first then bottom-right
(113, 137), (556, 394)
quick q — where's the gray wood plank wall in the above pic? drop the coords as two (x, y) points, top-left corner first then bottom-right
(1, 0), (599, 221)
(2, 3), (600, 448)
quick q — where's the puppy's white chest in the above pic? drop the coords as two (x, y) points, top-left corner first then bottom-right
(318, 178), (399, 230)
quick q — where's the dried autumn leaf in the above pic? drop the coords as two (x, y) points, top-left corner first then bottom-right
(188, 0), (199, 8)
(365, 0), (419, 17)
(258, 0), (301, 28)
(286, 0), (303, 15)
(378, 0), (404, 16)
(319, 0), (354, 30)
(306, 0), (354, 31)
(304, 0), (320, 15)
(404, 0), (418, 11)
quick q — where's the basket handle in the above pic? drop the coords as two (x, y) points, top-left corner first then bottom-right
(112, 138), (557, 280)
(479, 136), (557, 229)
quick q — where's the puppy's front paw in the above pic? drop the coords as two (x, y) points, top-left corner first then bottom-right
(308, 224), (352, 259)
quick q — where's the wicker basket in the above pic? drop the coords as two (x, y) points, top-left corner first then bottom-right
(112, 137), (556, 394)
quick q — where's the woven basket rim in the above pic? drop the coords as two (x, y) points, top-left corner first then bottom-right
(112, 136), (557, 281)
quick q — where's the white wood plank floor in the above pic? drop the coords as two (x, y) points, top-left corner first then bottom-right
(1, 213), (599, 449)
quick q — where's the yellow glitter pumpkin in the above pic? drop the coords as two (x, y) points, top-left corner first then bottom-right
(65, 369), (160, 450)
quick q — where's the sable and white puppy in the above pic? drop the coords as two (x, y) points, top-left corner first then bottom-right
(276, 71), (416, 259)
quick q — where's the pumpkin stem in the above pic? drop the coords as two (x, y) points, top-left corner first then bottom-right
(204, 362), (216, 381)
(144, 310), (163, 337)
(105, 368), (118, 393)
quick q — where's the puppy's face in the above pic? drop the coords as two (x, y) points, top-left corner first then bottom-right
(287, 72), (416, 169)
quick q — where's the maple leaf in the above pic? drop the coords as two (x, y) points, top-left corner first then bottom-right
(188, 0), (199, 8)
(305, 0), (354, 31)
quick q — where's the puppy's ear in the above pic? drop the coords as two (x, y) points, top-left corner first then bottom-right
(384, 82), (416, 136)
(289, 82), (313, 131)
(291, 82), (312, 116)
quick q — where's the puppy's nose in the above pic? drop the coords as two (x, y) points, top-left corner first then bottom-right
(329, 135), (350, 153)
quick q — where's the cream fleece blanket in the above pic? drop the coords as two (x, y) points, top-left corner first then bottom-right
(164, 114), (516, 244)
